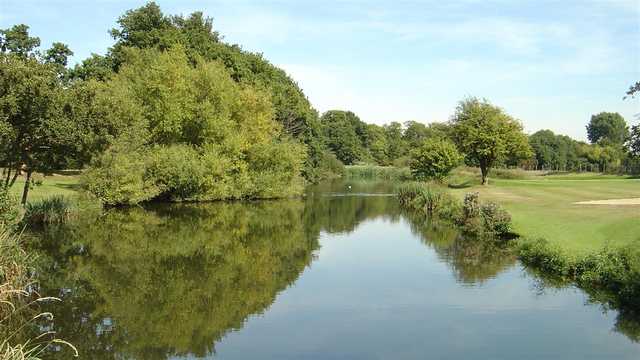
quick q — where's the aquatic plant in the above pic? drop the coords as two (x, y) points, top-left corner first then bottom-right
(22, 196), (76, 225)
(0, 227), (78, 359)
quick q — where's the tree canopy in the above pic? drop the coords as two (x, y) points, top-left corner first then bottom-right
(451, 98), (532, 184)
(586, 112), (629, 145)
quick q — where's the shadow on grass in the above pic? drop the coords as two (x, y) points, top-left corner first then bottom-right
(448, 181), (474, 189)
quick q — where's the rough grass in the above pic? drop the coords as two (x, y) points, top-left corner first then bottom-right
(449, 173), (640, 254)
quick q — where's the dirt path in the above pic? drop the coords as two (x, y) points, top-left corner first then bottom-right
(574, 198), (640, 205)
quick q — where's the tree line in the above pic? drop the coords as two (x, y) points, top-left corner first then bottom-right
(1, 2), (639, 204)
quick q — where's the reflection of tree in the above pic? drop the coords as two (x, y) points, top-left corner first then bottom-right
(405, 211), (517, 284)
(525, 267), (640, 343)
(35, 200), (320, 359)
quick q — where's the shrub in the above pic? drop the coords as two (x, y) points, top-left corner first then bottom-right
(410, 139), (462, 181)
(0, 190), (22, 229)
(518, 238), (640, 308)
(480, 202), (512, 237)
(23, 196), (77, 225)
(458, 192), (512, 239)
(146, 145), (208, 200)
(82, 147), (161, 206)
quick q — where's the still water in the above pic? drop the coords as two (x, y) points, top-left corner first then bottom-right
(33, 181), (639, 359)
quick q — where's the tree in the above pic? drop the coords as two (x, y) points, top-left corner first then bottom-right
(384, 122), (406, 162)
(409, 139), (462, 180)
(451, 98), (531, 185)
(627, 124), (640, 157)
(586, 112), (629, 145)
(625, 81), (640, 99)
(320, 110), (366, 165)
(44, 42), (73, 67)
(82, 47), (306, 205)
(105, 2), (327, 181)
(0, 24), (40, 57)
(0, 53), (70, 204)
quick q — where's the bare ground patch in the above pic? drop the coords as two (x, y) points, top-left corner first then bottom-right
(574, 198), (640, 205)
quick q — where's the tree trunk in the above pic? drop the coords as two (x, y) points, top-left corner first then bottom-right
(21, 170), (32, 205)
(480, 165), (489, 185)
(9, 167), (19, 188)
(3, 166), (11, 189)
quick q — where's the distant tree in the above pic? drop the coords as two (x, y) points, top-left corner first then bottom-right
(403, 121), (451, 149)
(409, 139), (462, 181)
(363, 124), (389, 165)
(451, 98), (531, 185)
(384, 122), (406, 161)
(0, 24), (40, 57)
(320, 110), (367, 165)
(586, 112), (628, 145)
(44, 42), (73, 67)
(68, 53), (114, 81)
(628, 124), (640, 157)
(625, 81), (640, 99)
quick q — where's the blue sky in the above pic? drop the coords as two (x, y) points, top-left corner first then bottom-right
(1, 0), (639, 140)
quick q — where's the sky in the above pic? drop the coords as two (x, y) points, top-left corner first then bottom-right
(1, 0), (639, 140)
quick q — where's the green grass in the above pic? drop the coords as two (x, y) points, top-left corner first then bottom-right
(7, 174), (81, 203)
(450, 173), (640, 254)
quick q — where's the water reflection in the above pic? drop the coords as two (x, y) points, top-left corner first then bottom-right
(27, 181), (639, 359)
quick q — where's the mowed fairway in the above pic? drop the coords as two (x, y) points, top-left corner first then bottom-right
(451, 175), (640, 254)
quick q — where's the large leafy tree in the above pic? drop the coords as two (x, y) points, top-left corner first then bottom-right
(82, 47), (306, 205)
(586, 112), (629, 145)
(80, 2), (327, 180)
(451, 98), (531, 185)
(320, 110), (367, 165)
(0, 25), (76, 204)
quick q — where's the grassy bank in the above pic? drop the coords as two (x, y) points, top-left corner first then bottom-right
(398, 175), (640, 311)
(448, 173), (640, 254)
(8, 173), (81, 203)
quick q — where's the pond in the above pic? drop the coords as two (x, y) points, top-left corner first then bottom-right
(32, 180), (639, 359)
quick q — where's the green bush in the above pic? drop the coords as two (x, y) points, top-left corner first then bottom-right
(82, 147), (161, 206)
(456, 192), (512, 239)
(409, 139), (462, 181)
(518, 238), (640, 308)
(480, 202), (512, 237)
(146, 145), (208, 200)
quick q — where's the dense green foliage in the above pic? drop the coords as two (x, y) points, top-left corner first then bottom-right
(78, 2), (329, 181)
(0, 28), (79, 204)
(81, 47), (306, 205)
(409, 139), (462, 180)
(519, 238), (640, 309)
(451, 98), (532, 185)
(587, 112), (629, 145)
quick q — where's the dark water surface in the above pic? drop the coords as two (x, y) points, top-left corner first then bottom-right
(32, 181), (639, 359)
